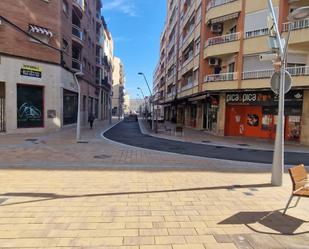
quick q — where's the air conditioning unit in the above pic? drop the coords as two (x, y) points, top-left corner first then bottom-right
(211, 23), (223, 33)
(208, 58), (220, 66)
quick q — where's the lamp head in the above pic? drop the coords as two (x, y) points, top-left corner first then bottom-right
(138, 72), (143, 75)
(288, 6), (309, 21)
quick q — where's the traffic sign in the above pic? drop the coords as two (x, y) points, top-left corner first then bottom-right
(270, 70), (292, 94)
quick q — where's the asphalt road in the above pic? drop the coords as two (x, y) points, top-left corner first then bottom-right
(104, 121), (309, 165)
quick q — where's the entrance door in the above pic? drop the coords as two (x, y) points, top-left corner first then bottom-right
(225, 106), (246, 136)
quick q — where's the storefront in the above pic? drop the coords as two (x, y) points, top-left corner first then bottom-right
(203, 95), (219, 132)
(225, 90), (303, 141)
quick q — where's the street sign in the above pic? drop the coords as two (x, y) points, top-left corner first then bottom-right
(270, 70), (292, 94)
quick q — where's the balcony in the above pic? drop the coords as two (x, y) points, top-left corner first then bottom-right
(204, 72), (238, 82)
(205, 0), (241, 23)
(204, 32), (240, 58)
(72, 0), (84, 18)
(72, 58), (82, 72)
(245, 28), (269, 39)
(96, 12), (101, 23)
(206, 32), (240, 46)
(282, 18), (309, 45)
(207, 0), (237, 11)
(241, 66), (309, 89)
(72, 25), (83, 46)
(182, 54), (194, 75)
(96, 56), (103, 67)
(182, 26), (195, 50)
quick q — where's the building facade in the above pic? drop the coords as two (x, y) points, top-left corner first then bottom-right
(154, 0), (309, 145)
(112, 57), (125, 117)
(0, 0), (113, 134)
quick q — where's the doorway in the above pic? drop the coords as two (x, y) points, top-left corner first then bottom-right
(0, 82), (5, 132)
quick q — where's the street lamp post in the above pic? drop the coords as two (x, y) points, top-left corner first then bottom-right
(138, 72), (154, 131)
(267, 1), (309, 186)
(137, 87), (148, 119)
(73, 72), (84, 142)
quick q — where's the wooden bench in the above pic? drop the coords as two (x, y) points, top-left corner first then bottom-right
(283, 164), (309, 214)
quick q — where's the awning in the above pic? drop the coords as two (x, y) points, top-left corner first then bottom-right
(210, 12), (239, 24)
(29, 24), (53, 37)
(188, 95), (207, 102)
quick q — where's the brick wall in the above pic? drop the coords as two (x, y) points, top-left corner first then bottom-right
(0, 0), (61, 64)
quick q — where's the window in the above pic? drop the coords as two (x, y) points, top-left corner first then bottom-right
(62, 38), (69, 51)
(17, 85), (44, 128)
(62, 0), (69, 15)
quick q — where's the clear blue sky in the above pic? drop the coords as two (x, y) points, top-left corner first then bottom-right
(102, 0), (166, 100)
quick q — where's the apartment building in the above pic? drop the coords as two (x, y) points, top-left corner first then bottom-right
(0, 0), (113, 134)
(154, 0), (309, 145)
(112, 57), (125, 117)
(101, 17), (114, 121)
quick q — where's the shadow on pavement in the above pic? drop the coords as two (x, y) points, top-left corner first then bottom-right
(219, 211), (309, 235)
(1, 183), (272, 207)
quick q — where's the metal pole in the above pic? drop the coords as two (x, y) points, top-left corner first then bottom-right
(139, 73), (154, 131)
(73, 73), (81, 141)
(267, 0), (286, 186)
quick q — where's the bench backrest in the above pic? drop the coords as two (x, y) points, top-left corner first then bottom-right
(289, 164), (307, 191)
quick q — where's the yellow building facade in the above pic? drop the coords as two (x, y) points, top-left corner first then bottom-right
(154, 0), (309, 145)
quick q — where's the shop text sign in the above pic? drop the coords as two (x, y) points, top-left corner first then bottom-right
(20, 65), (42, 78)
(226, 91), (303, 104)
(226, 93), (257, 103)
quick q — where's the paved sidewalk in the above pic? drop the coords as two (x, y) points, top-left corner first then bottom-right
(0, 169), (309, 248)
(0, 119), (309, 248)
(139, 119), (309, 153)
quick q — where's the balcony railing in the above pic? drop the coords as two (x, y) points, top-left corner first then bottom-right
(242, 66), (309, 80)
(167, 91), (176, 98)
(72, 24), (83, 41)
(96, 56), (101, 65)
(182, 24), (195, 45)
(204, 72), (237, 82)
(283, 18), (309, 32)
(206, 32), (240, 47)
(287, 65), (309, 76)
(245, 28), (269, 39)
(72, 58), (82, 71)
(182, 52), (194, 68)
(206, 0), (236, 11)
(181, 80), (198, 91)
(242, 69), (274, 80)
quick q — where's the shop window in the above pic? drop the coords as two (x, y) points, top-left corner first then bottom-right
(17, 85), (44, 128)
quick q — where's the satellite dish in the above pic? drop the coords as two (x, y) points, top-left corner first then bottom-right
(270, 70), (292, 94)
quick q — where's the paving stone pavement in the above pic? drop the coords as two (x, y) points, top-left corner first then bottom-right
(0, 119), (309, 248)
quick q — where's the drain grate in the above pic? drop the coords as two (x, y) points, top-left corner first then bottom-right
(238, 143), (249, 147)
(77, 140), (89, 144)
(201, 140), (211, 143)
(94, 154), (111, 159)
(215, 146), (224, 149)
(25, 138), (38, 142)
